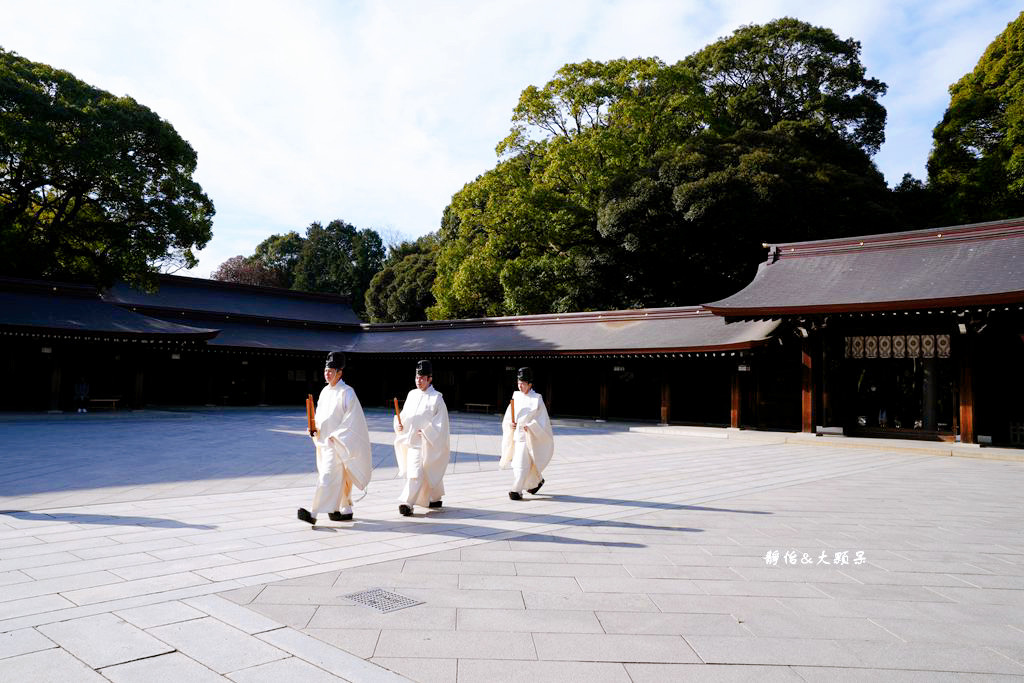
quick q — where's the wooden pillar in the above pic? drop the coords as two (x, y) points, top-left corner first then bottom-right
(801, 337), (815, 433)
(599, 370), (609, 420)
(730, 369), (741, 428)
(134, 368), (144, 408)
(546, 373), (554, 415)
(48, 362), (62, 413)
(660, 380), (671, 425)
(959, 343), (975, 444)
(259, 364), (268, 406)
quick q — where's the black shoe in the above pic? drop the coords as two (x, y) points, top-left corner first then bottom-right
(297, 508), (316, 525)
(328, 511), (353, 522)
(399, 504), (413, 516)
(428, 500), (443, 508)
(508, 491), (522, 500)
(527, 479), (545, 495)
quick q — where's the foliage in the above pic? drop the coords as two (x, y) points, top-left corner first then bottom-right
(210, 255), (284, 287)
(0, 47), (214, 289)
(431, 19), (891, 318)
(292, 219), (384, 317)
(684, 18), (887, 154)
(364, 233), (439, 322)
(927, 12), (1024, 223)
(251, 230), (304, 288)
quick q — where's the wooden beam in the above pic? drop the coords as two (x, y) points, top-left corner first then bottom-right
(660, 381), (671, 425)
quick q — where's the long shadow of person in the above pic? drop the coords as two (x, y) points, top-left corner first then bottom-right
(0, 510), (216, 530)
(537, 494), (773, 515)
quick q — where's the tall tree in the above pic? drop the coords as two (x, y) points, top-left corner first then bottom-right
(431, 19), (891, 318)
(251, 230), (305, 288)
(928, 12), (1024, 223)
(684, 17), (888, 154)
(0, 47), (214, 289)
(292, 219), (384, 317)
(365, 233), (439, 322)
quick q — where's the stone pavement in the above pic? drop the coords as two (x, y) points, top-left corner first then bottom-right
(1, 408), (1023, 681)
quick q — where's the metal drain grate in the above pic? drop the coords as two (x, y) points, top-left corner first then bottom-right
(343, 588), (423, 613)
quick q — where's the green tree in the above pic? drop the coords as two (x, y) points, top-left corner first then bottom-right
(0, 47), (214, 289)
(684, 17), (887, 154)
(928, 12), (1024, 222)
(251, 230), (305, 288)
(292, 219), (384, 317)
(432, 19), (891, 317)
(365, 233), (438, 322)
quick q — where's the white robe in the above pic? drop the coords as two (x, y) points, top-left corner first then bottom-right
(500, 389), (554, 492)
(393, 385), (451, 507)
(310, 379), (372, 515)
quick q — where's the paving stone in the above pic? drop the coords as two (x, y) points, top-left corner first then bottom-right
(396, 587), (525, 609)
(225, 655), (347, 682)
(457, 607), (603, 633)
(304, 627), (382, 658)
(457, 574), (582, 592)
(367, 657), (456, 683)
(257, 626), (411, 681)
(456, 658), (631, 682)
(0, 593), (76, 621)
(623, 663), (806, 681)
(115, 600), (206, 629)
(532, 632), (701, 663)
(844, 641), (1024, 674)
(20, 553), (160, 580)
(100, 651), (225, 682)
(61, 571), (211, 605)
(374, 628), (536, 660)
(308, 605), (456, 630)
(184, 594), (282, 634)
(148, 617), (288, 674)
(246, 602), (317, 629)
(0, 627), (55, 660)
(0, 646), (108, 682)
(37, 612), (173, 668)
(596, 611), (748, 636)
(522, 591), (659, 612)
(684, 635), (867, 666)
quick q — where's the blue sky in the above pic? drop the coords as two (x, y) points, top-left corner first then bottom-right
(3, 1), (1021, 277)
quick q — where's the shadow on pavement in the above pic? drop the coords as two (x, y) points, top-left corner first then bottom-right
(542, 494), (772, 515)
(0, 510), (216, 530)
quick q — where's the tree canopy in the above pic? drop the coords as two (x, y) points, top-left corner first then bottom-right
(430, 18), (892, 319)
(0, 47), (214, 289)
(364, 232), (439, 322)
(927, 11), (1024, 223)
(213, 220), (384, 318)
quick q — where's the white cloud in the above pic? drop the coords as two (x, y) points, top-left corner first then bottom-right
(3, 0), (1020, 275)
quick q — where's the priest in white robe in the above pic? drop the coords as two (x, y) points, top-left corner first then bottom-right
(393, 359), (451, 516)
(501, 366), (554, 500)
(298, 351), (372, 525)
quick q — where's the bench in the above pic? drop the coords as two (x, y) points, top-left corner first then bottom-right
(464, 403), (492, 414)
(89, 397), (120, 411)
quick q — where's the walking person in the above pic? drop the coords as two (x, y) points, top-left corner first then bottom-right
(298, 351), (372, 525)
(393, 359), (451, 516)
(501, 367), (554, 500)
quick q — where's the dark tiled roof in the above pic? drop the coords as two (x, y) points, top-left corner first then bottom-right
(355, 308), (780, 355)
(704, 218), (1024, 316)
(164, 317), (359, 352)
(104, 275), (361, 325)
(0, 282), (217, 339)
